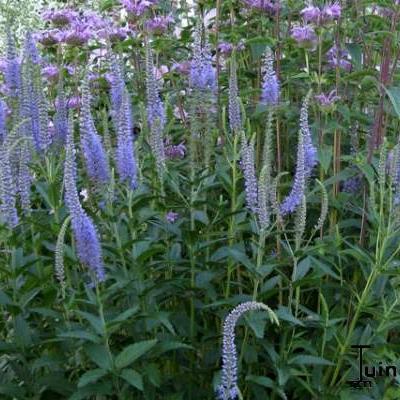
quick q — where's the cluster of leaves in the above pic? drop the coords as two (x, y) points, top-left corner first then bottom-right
(1, 0), (400, 399)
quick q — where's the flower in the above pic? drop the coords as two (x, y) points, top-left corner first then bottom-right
(300, 2), (341, 25)
(172, 61), (191, 75)
(228, 58), (242, 133)
(108, 55), (125, 120)
(54, 79), (68, 142)
(42, 64), (60, 81)
(0, 143), (18, 228)
(280, 129), (306, 215)
(217, 302), (277, 400)
(342, 175), (362, 193)
(260, 47), (280, 106)
(80, 75), (110, 184)
(115, 89), (138, 190)
(291, 26), (318, 50)
(98, 26), (131, 42)
(315, 90), (340, 111)
(242, 0), (280, 15)
(4, 27), (21, 98)
(218, 42), (234, 55)
(322, 3), (341, 21)
(63, 24), (92, 46)
(165, 138), (186, 159)
(20, 32), (50, 151)
(166, 211), (179, 223)
(36, 29), (65, 46)
(145, 15), (174, 34)
(301, 5), (321, 24)
(300, 92), (317, 176)
(326, 45), (352, 71)
(241, 134), (258, 213)
(64, 119), (106, 282)
(189, 22), (217, 92)
(146, 44), (166, 175)
(121, 0), (158, 17)
(43, 8), (78, 26)
(0, 100), (7, 144)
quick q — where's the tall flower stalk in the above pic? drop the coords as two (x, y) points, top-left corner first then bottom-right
(280, 93), (316, 215)
(189, 19), (217, 170)
(21, 32), (50, 152)
(216, 302), (279, 400)
(80, 73), (110, 185)
(228, 56), (242, 134)
(145, 42), (166, 186)
(0, 141), (19, 228)
(64, 116), (106, 282)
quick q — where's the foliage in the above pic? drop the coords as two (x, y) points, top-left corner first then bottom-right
(1, 1), (400, 399)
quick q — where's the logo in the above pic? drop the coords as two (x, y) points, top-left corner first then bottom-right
(346, 345), (397, 389)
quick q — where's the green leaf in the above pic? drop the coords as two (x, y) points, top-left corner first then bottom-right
(85, 344), (113, 371)
(78, 369), (107, 388)
(115, 339), (157, 370)
(276, 306), (304, 326)
(157, 341), (194, 355)
(245, 312), (267, 339)
(246, 375), (274, 389)
(289, 355), (334, 366)
(58, 330), (101, 343)
(0, 384), (25, 398)
(120, 369), (143, 391)
(108, 306), (139, 326)
(294, 257), (312, 281)
(76, 311), (104, 336)
(384, 86), (400, 118)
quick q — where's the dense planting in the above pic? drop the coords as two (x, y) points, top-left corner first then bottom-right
(1, 1), (400, 399)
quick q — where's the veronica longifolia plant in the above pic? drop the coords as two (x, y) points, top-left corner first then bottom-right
(217, 302), (279, 400)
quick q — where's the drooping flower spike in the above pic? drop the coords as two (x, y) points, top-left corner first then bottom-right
(216, 302), (279, 400)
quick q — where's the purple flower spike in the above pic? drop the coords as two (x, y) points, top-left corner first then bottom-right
(64, 119), (106, 282)
(189, 22), (217, 92)
(301, 5), (321, 24)
(241, 134), (258, 213)
(115, 89), (138, 190)
(5, 27), (21, 98)
(0, 99), (7, 144)
(280, 128), (306, 215)
(217, 302), (276, 400)
(300, 92), (317, 176)
(0, 144), (19, 228)
(260, 47), (280, 106)
(228, 58), (242, 133)
(80, 75), (110, 184)
(54, 78), (69, 142)
(146, 44), (166, 174)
